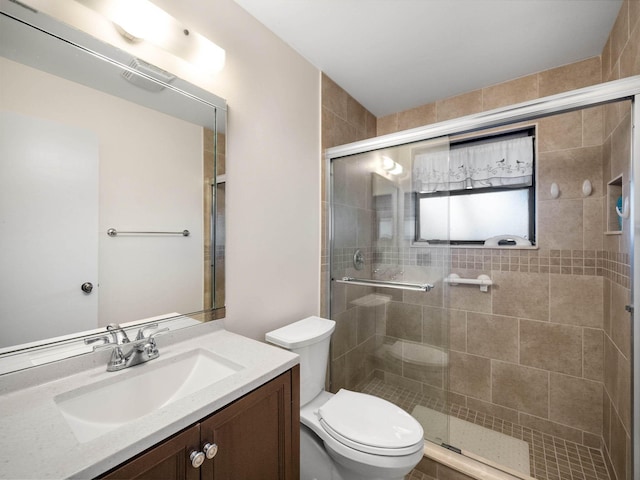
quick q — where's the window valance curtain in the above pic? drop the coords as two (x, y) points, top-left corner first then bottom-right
(412, 136), (534, 193)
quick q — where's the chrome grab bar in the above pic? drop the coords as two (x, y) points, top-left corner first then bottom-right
(107, 228), (190, 237)
(336, 277), (434, 292)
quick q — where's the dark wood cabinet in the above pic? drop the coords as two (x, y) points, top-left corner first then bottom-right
(102, 366), (299, 480)
(102, 426), (201, 480)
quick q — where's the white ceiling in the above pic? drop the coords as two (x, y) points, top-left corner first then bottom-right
(233, 0), (623, 117)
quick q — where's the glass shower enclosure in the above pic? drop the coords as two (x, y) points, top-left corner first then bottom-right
(327, 76), (640, 480)
(328, 129), (540, 478)
(329, 137), (452, 450)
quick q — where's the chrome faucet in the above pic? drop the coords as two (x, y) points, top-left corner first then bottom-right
(92, 323), (169, 371)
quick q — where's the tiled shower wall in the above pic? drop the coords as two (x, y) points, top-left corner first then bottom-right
(600, 1), (638, 478)
(321, 74), (377, 318)
(321, 2), (639, 479)
(602, 101), (633, 480)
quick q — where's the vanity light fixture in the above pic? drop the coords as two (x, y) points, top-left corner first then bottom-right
(110, 0), (168, 42)
(78, 0), (225, 75)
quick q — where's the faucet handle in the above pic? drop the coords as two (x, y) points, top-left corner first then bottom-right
(135, 323), (160, 341)
(148, 327), (170, 342)
(84, 335), (111, 347)
(140, 328), (169, 358)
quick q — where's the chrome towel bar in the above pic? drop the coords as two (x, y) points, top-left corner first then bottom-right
(107, 228), (190, 237)
(336, 277), (434, 292)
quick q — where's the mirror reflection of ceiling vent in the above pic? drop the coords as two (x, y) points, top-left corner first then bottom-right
(122, 58), (176, 92)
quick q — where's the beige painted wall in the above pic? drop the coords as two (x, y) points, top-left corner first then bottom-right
(151, 0), (322, 340)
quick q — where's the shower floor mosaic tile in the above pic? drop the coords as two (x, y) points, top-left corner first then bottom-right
(358, 377), (612, 480)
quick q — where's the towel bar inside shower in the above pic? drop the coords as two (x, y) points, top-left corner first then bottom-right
(335, 277), (434, 292)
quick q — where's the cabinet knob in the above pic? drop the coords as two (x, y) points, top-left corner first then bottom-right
(203, 442), (218, 460)
(190, 450), (205, 468)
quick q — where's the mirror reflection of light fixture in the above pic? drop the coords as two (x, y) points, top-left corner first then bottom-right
(381, 156), (395, 171)
(78, 0), (225, 75)
(380, 156), (404, 176)
(389, 163), (403, 175)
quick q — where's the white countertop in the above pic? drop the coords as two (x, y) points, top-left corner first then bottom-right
(0, 323), (299, 479)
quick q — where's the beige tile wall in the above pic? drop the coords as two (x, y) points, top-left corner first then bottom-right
(601, 101), (634, 480)
(600, 2), (638, 478)
(321, 2), (639, 479)
(366, 263), (611, 443)
(377, 57), (602, 135)
(321, 74), (377, 319)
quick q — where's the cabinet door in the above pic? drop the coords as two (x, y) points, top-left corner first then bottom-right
(200, 369), (297, 480)
(101, 425), (201, 480)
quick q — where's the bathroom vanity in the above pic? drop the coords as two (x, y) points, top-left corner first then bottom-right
(102, 368), (298, 479)
(0, 323), (300, 479)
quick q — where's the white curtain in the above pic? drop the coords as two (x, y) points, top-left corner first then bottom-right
(412, 136), (534, 193)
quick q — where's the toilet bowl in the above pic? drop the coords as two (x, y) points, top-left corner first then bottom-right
(266, 316), (425, 480)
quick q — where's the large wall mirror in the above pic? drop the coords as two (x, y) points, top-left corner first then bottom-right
(0, 1), (226, 372)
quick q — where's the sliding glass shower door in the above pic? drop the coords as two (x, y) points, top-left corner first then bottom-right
(328, 136), (452, 448)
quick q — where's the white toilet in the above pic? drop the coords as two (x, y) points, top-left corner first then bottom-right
(266, 316), (425, 480)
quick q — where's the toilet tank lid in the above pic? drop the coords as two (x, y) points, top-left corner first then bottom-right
(265, 316), (336, 349)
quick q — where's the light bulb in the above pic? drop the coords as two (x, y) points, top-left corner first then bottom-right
(189, 32), (226, 74)
(110, 0), (170, 41)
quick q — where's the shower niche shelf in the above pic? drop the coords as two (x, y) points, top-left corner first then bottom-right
(605, 175), (624, 235)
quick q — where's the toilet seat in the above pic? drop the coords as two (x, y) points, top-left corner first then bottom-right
(317, 389), (424, 456)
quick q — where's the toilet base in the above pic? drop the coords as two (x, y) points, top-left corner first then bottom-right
(325, 441), (423, 480)
(301, 424), (343, 480)
(300, 423), (424, 480)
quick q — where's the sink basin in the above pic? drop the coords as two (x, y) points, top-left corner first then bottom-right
(55, 348), (243, 442)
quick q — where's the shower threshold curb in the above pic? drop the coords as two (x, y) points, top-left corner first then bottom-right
(423, 441), (536, 480)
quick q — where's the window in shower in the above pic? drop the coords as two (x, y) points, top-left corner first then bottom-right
(414, 128), (535, 245)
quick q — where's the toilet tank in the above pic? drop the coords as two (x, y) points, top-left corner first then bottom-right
(266, 316), (335, 406)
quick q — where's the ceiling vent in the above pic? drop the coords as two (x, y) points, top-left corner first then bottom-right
(122, 58), (175, 92)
